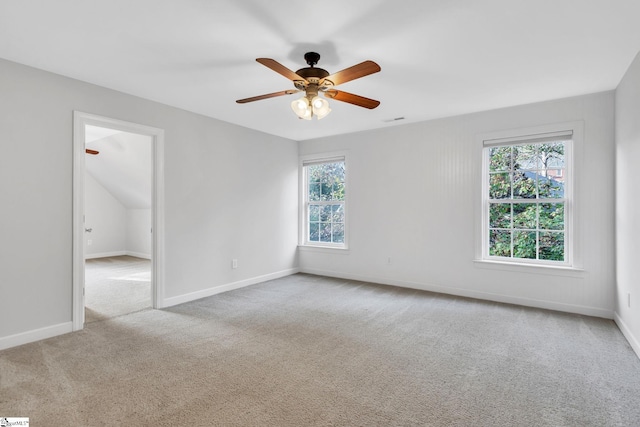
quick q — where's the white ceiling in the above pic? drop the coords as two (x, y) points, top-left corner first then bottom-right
(85, 125), (122, 144)
(1, 1), (639, 141)
(85, 127), (152, 209)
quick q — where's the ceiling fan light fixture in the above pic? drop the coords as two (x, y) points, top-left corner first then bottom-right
(311, 96), (331, 120)
(291, 97), (312, 120)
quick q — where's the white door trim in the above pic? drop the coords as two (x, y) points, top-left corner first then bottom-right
(72, 111), (165, 331)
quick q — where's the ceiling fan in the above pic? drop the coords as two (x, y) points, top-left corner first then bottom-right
(236, 52), (381, 120)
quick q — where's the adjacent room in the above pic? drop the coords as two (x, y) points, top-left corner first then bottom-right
(1, 1), (640, 425)
(83, 126), (153, 322)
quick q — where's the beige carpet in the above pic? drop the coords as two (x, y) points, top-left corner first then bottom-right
(84, 255), (151, 323)
(1, 274), (640, 426)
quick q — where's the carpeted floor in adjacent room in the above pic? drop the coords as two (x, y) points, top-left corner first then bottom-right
(1, 274), (640, 426)
(84, 255), (151, 323)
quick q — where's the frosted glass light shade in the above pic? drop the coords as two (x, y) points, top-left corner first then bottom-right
(291, 95), (331, 120)
(311, 96), (331, 120)
(291, 97), (312, 120)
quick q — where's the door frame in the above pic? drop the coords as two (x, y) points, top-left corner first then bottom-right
(72, 111), (165, 331)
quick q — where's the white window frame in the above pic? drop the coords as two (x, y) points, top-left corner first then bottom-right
(479, 122), (582, 268)
(299, 152), (348, 249)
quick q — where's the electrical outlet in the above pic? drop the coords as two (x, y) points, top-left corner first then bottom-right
(87, 239), (92, 246)
(232, 259), (238, 269)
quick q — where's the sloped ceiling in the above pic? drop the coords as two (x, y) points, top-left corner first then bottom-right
(1, 1), (640, 141)
(85, 126), (151, 209)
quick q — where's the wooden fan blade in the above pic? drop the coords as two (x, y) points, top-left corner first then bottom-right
(236, 89), (300, 104)
(324, 90), (380, 109)
(321, 60), (380, 86)
(256, 58), (307, 82)
(85, 149), (99, 155)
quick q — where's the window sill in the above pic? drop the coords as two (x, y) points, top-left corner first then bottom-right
(298, 245), (350, 255)
(473, 259), (585, 277)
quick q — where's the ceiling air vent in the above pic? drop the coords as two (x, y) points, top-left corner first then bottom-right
(383, 117), (405, 123)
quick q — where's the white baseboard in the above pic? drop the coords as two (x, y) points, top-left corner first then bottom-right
(85, 250), (126, 259)
(126, 251), (151, 260)
(0, 322), (73, 351)
(161, 268), (300, 308)
(300, 267), (614, 319)
(614, 313), (640, 360)
(84, 251), (150, 260)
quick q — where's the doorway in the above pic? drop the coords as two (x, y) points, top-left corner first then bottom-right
(72, 112), (165, 330)
(84, 125), (152, 322)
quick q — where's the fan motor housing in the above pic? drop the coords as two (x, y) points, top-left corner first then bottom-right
(295, 67), (329, 81)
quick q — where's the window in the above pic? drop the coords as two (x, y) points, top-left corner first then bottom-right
(301, 156), (346, 247)
(482, 130), (573, 265)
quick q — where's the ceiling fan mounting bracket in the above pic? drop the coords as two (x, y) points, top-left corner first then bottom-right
(304, 52), (321, 67)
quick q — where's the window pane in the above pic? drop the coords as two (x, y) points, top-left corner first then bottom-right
(332, 204), (344, 223)
(513, 231), (536, 259)
(332, 181), (345, 201)
(308, 165), (322, 183)
(321, 183), (332, 200)
(320, 223), (332, 242)
(513, 203), (536, 229)
(539, 232), (564, 261)
(544, 168), (564, 182)
(489, 173), (511, 199)
(489, 203), (511, 228)
(309, 222), (319, 241)
(332, 223), (345, 243)
(539, 142), (565, 169)
(538, 172), (564, 198)
(514, 145), (540, 170)
(309, 205), (320, 222)
(331, 162), (346, 181)
(513, 171), (537, 199)
(489, 230), (511, 257)
(539, 203), (564, 230)
(319, 205), (332, 222)
(309, 183), (321, 201)
(489, 146), (511, 172)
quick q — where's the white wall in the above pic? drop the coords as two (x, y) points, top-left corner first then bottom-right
(299, 92), (615, 318)
(85, 172), (127, 258)
(86, 131), (152, 210)
(126, 209), (151, 259)
(0, 58), (299, 346)
(615, 52), (640, 358)
(84, 173), (151, 259)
